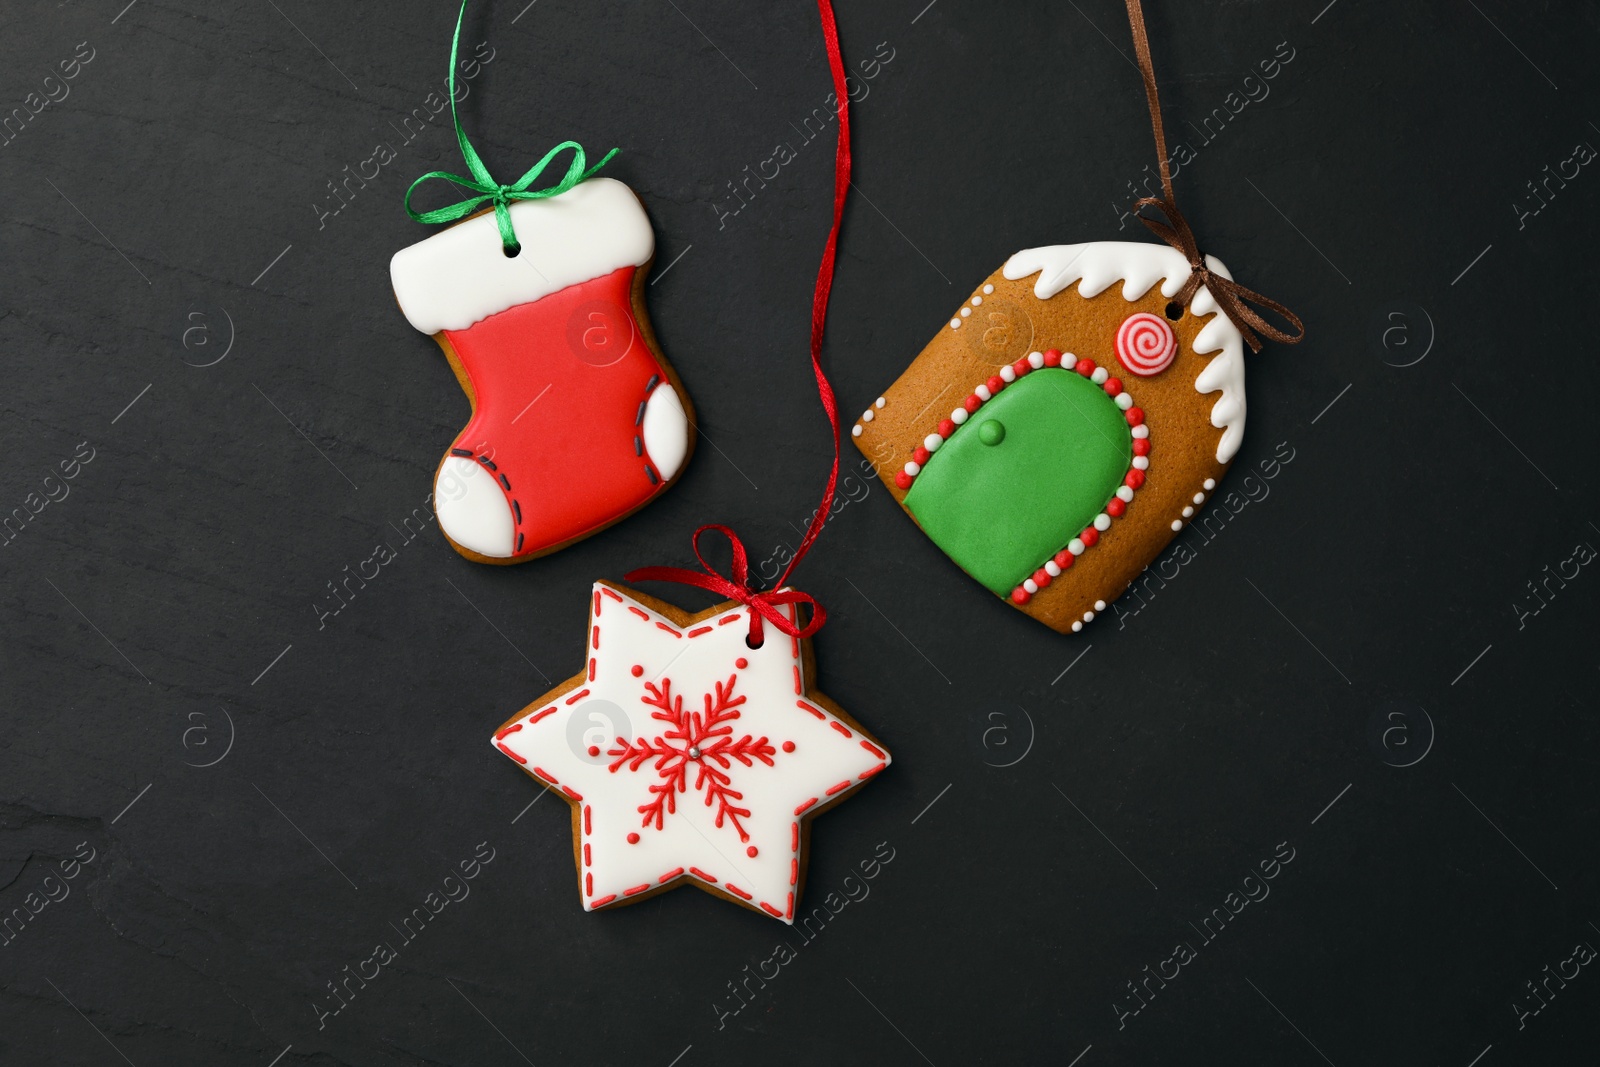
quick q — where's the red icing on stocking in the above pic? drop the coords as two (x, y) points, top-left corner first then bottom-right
(441, 266), (684, 556)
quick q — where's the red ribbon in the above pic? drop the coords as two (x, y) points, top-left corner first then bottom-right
(626, 525), (826, 646)
(626, 0), (850, 645)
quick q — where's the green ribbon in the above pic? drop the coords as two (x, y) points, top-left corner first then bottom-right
(404, 0), (618, 253)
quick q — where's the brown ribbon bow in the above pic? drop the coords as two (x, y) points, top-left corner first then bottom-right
(1124, 0), (1305, 353)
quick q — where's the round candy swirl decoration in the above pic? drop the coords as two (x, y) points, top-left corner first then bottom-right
(1114, 312), (1176, 377)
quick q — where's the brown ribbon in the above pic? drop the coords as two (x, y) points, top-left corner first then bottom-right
(1123, 0), (1305, 353)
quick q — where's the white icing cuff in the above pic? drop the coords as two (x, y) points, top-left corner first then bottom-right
(391, 177), (653, 335)
(435, 457), (515, 558)
(641, 384), (689, 482)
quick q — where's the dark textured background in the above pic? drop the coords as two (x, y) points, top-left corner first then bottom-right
(2, 0), (1597, 1063)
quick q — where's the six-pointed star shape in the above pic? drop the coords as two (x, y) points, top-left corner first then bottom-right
(493, 581), (890, 922)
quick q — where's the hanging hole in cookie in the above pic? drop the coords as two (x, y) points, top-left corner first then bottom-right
(745, 634), (764, 650)
(503, 243), (522, 259)
(1164, 300), (1184, 321)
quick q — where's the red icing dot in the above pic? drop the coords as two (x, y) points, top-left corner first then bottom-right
(895, 470), (913, 490)
(1081, 527), (1100, 548)
(1054, 549), (1075, 569)
(746, 846), (759, 858)
(1043, 348), (1063, 366)
(587, 745), (600, 757)
(626, 833), (640, 844)
(1032, 568), (1052, 588)
(986, 375), (1005, 394)
(913, 446), (931, 465)
(1106, 497), (1127, 517)
(1104, 377), (1123, 396)
(1132, 438), (1151, 456)
(964, 394), (982, 413)
(1126, 407), (1145, 426)
(938, 418), (956, 437)
(1012, 358), (1031, 377)
(736, 657), (749, 669)
(1075, 358), (1095, 377)
(1011, 588), (1031, 604)
(1125, 468), (1146, 489)
(630, 665), (643, 677)
(782, 741), (796, 753)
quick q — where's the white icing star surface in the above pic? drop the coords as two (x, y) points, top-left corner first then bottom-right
(493, 583), (889, 923)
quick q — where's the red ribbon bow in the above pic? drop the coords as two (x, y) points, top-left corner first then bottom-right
(625, 525), (826, 647)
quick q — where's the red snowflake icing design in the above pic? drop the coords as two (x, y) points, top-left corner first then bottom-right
(607, 673), (782, 843)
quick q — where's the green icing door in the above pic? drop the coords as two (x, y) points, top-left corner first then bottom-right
(904, 368), (1132, 595)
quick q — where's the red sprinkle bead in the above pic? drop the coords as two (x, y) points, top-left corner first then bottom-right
(736, 657), (749, 669)
(1032, 568), (1052, 588)
(1010, 588), (1031, 605)
(1104, 377), (1123, 396)
(746, 846), (759, 858)
(630, 665), (644, 677)
(782, 741), (795, 753)
(587, 745), (600, 757)
(1012, 358), (1032, 377)
(1081, 527), (1100, 548)
(1132, 438), (1151, 456)
(964, 394), (982, 413)
(1075, 358), (1096, 377)
(1054, 549), (1075, 569)
(986, 375), (1005, 394)
(627, 833), (640, 844)
(1043, 348), (1063, 367)
(1125, 468), (1145, 489)
(938, 419), (956, 437)
(1106, 497), (1126, 517)
(1126, 407), (1145, 426)
(894, 471), (913, 490)
(913, 446), (931, 465)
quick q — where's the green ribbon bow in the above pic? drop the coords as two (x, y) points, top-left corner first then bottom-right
(404, 0), (618, 253)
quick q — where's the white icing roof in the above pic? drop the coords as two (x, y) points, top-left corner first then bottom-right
(1002, 242), (1247, 464)
(390, 177), (653, 334)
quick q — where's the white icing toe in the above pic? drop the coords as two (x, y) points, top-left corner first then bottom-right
(641, 384), (689, 482)
(435, 456), (516, 558)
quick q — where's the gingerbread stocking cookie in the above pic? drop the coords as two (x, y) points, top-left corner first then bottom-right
(392, 177), (693, 563)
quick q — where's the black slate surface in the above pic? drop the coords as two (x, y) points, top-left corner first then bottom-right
(2, 1), (1597, 1064)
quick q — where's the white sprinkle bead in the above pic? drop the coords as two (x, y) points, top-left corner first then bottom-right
(1083, 611), (1095, 623)
(1203, 478), (1216, 490)
(983, 284), (994, 294)
(1072, 620), (1083, 632)
(862, 409), (874, 422)
(1132, 425), (1150, 439)
(1116, 486), (1135, 502)
(1044, 561), (1062, 577)
(971, 295), (983, 306)
(1093, 513), (1111, 531)
(950, 408), (968, 425)
(1170, 519), (1183, 531)
(904, 461), (921, 476)
(875, 397), (886, 409)
(975, 385), (992, 401)
(851, 424), (862, 437)
(950, 318), (962, 329)
(1116, 393), (1134, 410)
(960, 306), (971, 317)
(1193, 492), (1205, 505)
(1023, 579), (1039, 594)
(1182, 506), (1194, 518)
(1132, 456), (1149, 470)
(1028, 351), (1045, 368)
(1091, 367), (1109, 385)
(1094, 600), (1106, 611)
(1000, 366), (1016, 382)
(1068, 538), (1086, 556)
(923, 433), (943, 452)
